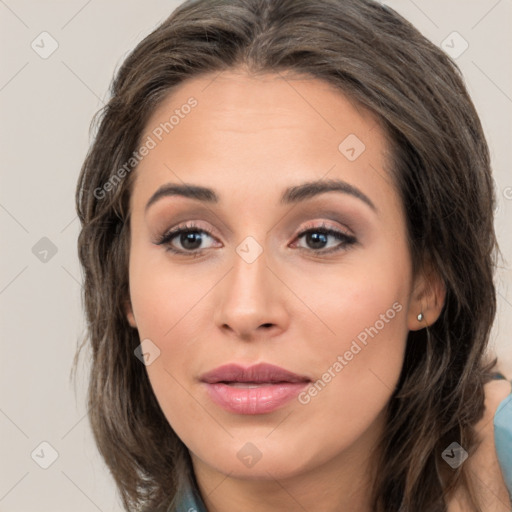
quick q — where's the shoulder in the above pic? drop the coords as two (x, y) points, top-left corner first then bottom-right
(448, 378), (512, 511)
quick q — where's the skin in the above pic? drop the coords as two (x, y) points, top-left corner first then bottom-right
(124, 68), (453, 512)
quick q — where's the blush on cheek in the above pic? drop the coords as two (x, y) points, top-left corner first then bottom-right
(320, 294), (407, 390)
(330, 286), (405, 346)
(130, 274), (196, 339)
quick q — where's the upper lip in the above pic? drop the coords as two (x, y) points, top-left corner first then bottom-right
(200, 363), (311, 384)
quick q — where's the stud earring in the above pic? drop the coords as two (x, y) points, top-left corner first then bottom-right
(417, 312), (424, 322)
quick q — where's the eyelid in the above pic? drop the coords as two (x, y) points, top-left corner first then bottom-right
(155, 218), (352, 244)
(297, 219), (354, 237)
(155, 221), (218, 245)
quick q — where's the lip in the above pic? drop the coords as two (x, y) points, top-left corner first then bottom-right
(200, 363), (311, 415)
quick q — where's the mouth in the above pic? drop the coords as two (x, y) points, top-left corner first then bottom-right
(200, 362), (311, 385)
(220, 382), (288, 388)
(200, 363), (311, 415)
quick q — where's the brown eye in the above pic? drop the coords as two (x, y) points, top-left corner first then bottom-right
(294, 222), (357, 254)
(156, 223), (218, 255)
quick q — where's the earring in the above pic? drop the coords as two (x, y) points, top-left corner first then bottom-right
(417, 312), (424, 322)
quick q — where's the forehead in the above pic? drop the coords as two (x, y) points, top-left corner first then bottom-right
(143, 70), (385, 145)
(131, 70), (397, 214)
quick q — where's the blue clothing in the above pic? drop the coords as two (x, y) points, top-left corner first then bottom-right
(175, 377), (512, 511)
(175, 484), (207, 512)
(493, 376), (512, 501)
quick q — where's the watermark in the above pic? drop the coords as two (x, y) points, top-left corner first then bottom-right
(441, 442), (468, 469)
(93, 96), (198, 200)
(440, 31), (469, 60)
(503, 186), (512, 201)
(31, 31), (59, 59)
(236, 236), (263, 264)
(338, 133), (366, 161)
(237, 442), (262, 468)
(134, 338), (161, 366)
(298, 301), (403, 405)
(31, 441), (59, 469)
(32, 236), (58, 263)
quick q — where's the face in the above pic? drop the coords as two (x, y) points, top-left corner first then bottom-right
(125, 70), (436, 483)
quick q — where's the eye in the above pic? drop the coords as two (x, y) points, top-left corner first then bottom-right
(155, 221), (357, 257)
(292, 221), (357, 254)
(155, 222), (218, 256)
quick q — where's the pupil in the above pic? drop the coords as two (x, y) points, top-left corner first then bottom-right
(308, 232), (327, 249)
(181, 232), (202, 250)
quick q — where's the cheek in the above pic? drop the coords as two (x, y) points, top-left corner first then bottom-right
(128, 259), (209, 440)
(128, 243), (211, 340)
(296, 241), (411, 416)
(307, 236), (410, 353)
(306, 280), (407, 404)
(127, 248), (217, 413)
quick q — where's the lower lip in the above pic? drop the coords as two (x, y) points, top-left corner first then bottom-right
(203, 382), (309, 414)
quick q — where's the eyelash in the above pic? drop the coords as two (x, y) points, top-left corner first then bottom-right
(155, 221), (357, 257)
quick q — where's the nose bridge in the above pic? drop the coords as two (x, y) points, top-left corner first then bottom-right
(213, 235), (285, 335)
(227, 238), (269, 307)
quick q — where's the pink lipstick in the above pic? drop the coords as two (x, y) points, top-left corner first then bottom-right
(200, 363), (310, 415)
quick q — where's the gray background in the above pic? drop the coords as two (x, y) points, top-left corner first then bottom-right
(1, 1), (511, 510)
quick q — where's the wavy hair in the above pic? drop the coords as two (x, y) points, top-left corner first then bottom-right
(74, 0), (500, 510)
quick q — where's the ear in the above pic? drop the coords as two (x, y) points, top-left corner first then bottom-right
(407, 263), (446, 331)
(125, 299), (138, 328)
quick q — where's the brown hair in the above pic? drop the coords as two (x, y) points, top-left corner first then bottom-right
(74, 0), (500, 510)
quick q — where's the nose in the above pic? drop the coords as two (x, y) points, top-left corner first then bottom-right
(213, 248), (289, 341)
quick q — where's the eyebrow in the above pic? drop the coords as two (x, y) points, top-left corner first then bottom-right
(144, 178), (377, 213)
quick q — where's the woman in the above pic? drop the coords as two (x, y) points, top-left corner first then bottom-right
(74, 0), (512, 510)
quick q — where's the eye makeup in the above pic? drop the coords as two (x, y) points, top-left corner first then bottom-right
(154, 219), (358, 258)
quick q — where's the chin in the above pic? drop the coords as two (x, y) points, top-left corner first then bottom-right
(191, 435), (331, 481)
